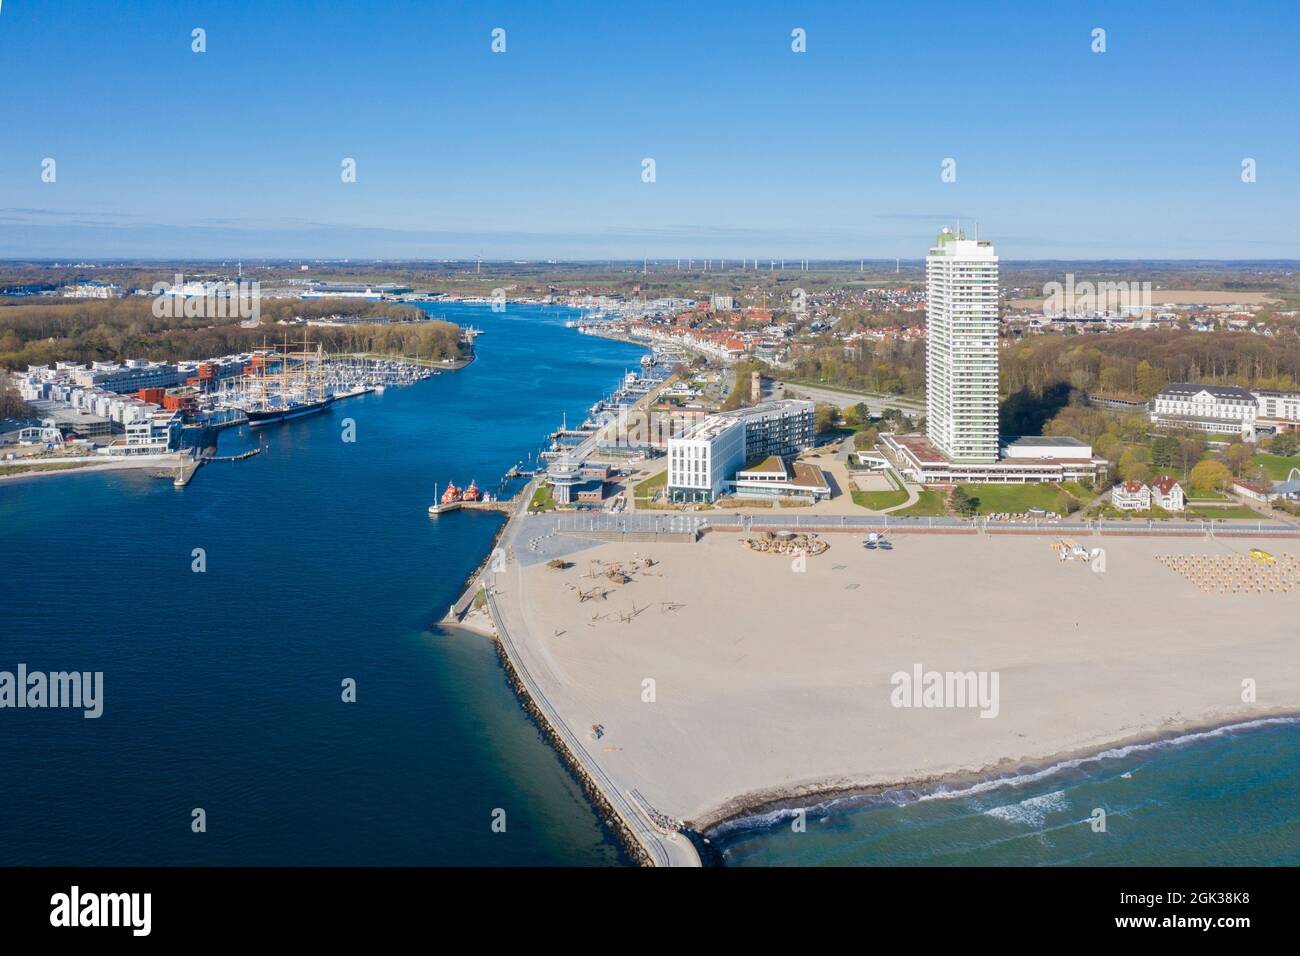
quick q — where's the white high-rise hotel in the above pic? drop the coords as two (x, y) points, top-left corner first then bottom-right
(925, 227), (1000, 463)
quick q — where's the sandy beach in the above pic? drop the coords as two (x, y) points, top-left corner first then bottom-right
(491, 526), (1300, 832)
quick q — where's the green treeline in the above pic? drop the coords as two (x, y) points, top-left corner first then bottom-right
(0, 298), (461, 369)
(788, 329), (1300, 405)
(786, 339), (927, 397)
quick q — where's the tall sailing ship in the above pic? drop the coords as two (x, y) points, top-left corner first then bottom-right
(239, 335), (336, 427)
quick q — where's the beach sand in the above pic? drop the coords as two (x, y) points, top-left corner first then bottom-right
(493, 528), (1300, 830)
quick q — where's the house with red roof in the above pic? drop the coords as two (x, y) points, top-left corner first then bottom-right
(1150, 476), (1185, 512)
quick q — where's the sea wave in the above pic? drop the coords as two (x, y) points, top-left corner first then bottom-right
(710, 715), (1300, 838)
(983, 789), (1068, 827)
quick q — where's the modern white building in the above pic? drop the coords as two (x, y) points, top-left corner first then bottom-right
(733, 456), (831, 501)
(666, 399), (815, 503)
(882, 229), (1109, 486)
(73, 359), (182, 393)
(667, 416), (746, 503)
(925, 227), (1000, 463)
(1253, 390), (1300, 430)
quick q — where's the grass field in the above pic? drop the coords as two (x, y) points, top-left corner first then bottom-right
(633, 470), (667, 500)
(1090, 503), (1265, 520)
(851, 488), (910, 510)
(957, 482), (1082, 515)
(528, 484), (556, 512)
(851, 467), (909, 511)
(893, 488), (948, 517)
(1186, 505), (1267, 519)
(1254, 453), (1300, 481)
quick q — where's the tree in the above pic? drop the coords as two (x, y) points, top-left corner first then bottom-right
(814, 403), (839, 435)
(1177, 435), (1207, 473)
(1117, 447), (1151, 483)
(1189, 459), (1233, 495)
(1135, 360), (1163, 398)
(1224, 441), (1255, 477)
(1151, 435), (1179, 470)
(1269, 432), (1298, 457)
(950, 486), (978, 517)
(854, 425), (879, 450)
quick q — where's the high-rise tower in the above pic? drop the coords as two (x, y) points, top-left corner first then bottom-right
(925, 227), (1000, 463)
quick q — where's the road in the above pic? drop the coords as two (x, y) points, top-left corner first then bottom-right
(767, 379), (923, 416)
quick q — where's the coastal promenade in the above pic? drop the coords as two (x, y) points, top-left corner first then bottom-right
(475, 485), (701, 867)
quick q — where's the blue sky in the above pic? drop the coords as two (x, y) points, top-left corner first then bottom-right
(1, 0), (1298, 260)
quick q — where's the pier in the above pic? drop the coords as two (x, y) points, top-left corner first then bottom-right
(442, 482), (700, 867)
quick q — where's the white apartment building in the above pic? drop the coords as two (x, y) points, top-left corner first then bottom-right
(925, 227), (1000, 463)
(1151, 384), (1300, 438)
(666, 399), (816, 503)
(1250, 390), (1300, 434)
(73, 359), (182, 393)
(667, 416), (745, 503)
(1150, 383), (1257, 436)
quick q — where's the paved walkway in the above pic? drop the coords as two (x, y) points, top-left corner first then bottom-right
(484, 484), (701, 867)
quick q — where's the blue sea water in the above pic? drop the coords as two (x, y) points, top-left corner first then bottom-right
(3, 303), (1298, 866)
(0, 303), (644, 865)
(713, 718), (1300, 866)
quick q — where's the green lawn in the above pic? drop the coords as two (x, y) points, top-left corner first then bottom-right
(1092, 503), (1265, 520)
(956, 482), (1081, 515)
(851, 488), (910, 510)
(894, 488), (948, 517)
(851, 467), (909, 511)
(1254, 453), (1300, 482)
(1186, 504), (1266, 520)
(528, 484), (556, 512)
(633, 470), (667, 500)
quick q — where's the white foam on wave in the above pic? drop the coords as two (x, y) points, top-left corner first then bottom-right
(983, 789), (1068, 827)
(710, 715), (1298, 837)
(918, 715), (1299, 804)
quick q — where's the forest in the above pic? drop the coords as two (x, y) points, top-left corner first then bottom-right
(0, 297), (461, 370)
